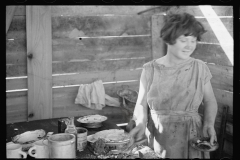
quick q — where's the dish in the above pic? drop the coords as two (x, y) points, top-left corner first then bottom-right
(77, 114), (107, 123)
(190, 137), (219, 152)
(87, 129), (131, 144)
(12, 129), (46, 151)
(94, 129), (131, 143)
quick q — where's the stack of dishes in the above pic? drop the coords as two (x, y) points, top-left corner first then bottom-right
(77, 114), (107, 128)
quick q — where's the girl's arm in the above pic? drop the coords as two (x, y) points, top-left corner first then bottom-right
(133, 68), (148, 126)
(202, 80), (218, 145)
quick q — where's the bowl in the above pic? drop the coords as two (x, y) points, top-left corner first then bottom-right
(77, 115), (107, 128)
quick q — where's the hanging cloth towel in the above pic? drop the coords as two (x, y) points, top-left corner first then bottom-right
(75, 79), (120, 110)
(75, 79), (105, 110)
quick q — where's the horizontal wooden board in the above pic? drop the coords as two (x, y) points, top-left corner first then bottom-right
(52, 15), (150, 38)
(208, 64), (233, 92)
(52, 69), (141, 87)
(15, 6), (233, 17)
(51, 6), (158, 17)
(53, 58), (150, 74)
(192, 43), (232, 66)
(6, 92), (27, 124)
(52, 36), (151, 62)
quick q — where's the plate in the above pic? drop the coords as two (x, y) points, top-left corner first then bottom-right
(12, 129), (46, 151)
(93, 129), (131, 143)
(190, 137), (219, 152)
(77, 114), (107, 123)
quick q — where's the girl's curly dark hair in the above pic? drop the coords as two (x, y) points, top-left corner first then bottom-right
(160, 12), (207, 45)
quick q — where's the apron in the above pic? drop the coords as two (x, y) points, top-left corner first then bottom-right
(143, 58), (212, 159)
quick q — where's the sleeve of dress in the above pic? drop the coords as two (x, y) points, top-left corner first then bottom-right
(143, 61), (154, 91)
(203, 63), (212, 85)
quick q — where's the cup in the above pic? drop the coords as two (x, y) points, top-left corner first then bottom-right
(28, 139), (49, 158)
(76, 127), (88, 151)
(6, 143), (27, 158)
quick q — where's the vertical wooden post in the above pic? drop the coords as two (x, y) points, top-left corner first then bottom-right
(26, 6), (52, 121)
(6, 6), (17, 34)
(151, 14), (167, 59)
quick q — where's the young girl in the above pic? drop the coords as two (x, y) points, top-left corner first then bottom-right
(128, 12), (218, 158)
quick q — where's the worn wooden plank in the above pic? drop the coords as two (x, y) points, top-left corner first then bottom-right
(6, 6), (17, 34)
(52, 69), (142, 87)
(52, 58), (150, 74)
(208, 64), (233, 92)
(192, 43), (232, 66)
(52, 36), (151, 62)
(26, 6), (53, 121)
(52, 15), (150, 38)
(6, 77), (27, 91)
(6, 92), (27, 124)
(151, 14), (167, 59)
(51, 6), (156, 16)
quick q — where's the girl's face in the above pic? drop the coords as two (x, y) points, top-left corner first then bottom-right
(167, 35), (197, 60)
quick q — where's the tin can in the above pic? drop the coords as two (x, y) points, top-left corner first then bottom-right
(58, 119), (67, 133)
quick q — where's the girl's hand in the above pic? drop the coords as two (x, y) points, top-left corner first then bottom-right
(202, 124), (217, 146)
(129, 123), (146, 142)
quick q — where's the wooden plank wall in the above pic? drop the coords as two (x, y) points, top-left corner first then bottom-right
(6, 6), (233, 156)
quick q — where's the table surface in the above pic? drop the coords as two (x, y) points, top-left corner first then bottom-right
(6, 117), (123, 159)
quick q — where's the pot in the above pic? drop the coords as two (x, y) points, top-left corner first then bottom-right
(48, 133), (76, 158)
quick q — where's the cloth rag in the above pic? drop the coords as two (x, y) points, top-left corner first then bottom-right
(75, 80), (120, 110)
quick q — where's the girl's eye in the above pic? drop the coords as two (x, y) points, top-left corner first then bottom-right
(180, 40), (186, 42)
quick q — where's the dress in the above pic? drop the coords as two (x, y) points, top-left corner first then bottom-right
(143, 57), (212, 159)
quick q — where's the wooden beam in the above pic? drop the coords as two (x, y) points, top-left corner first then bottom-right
(26, 6), (52, 121)
(151, 14), (167, 59)
(6, 6), (17, 34)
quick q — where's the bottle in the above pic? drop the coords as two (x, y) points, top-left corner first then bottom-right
(65, 117), (77, 151)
